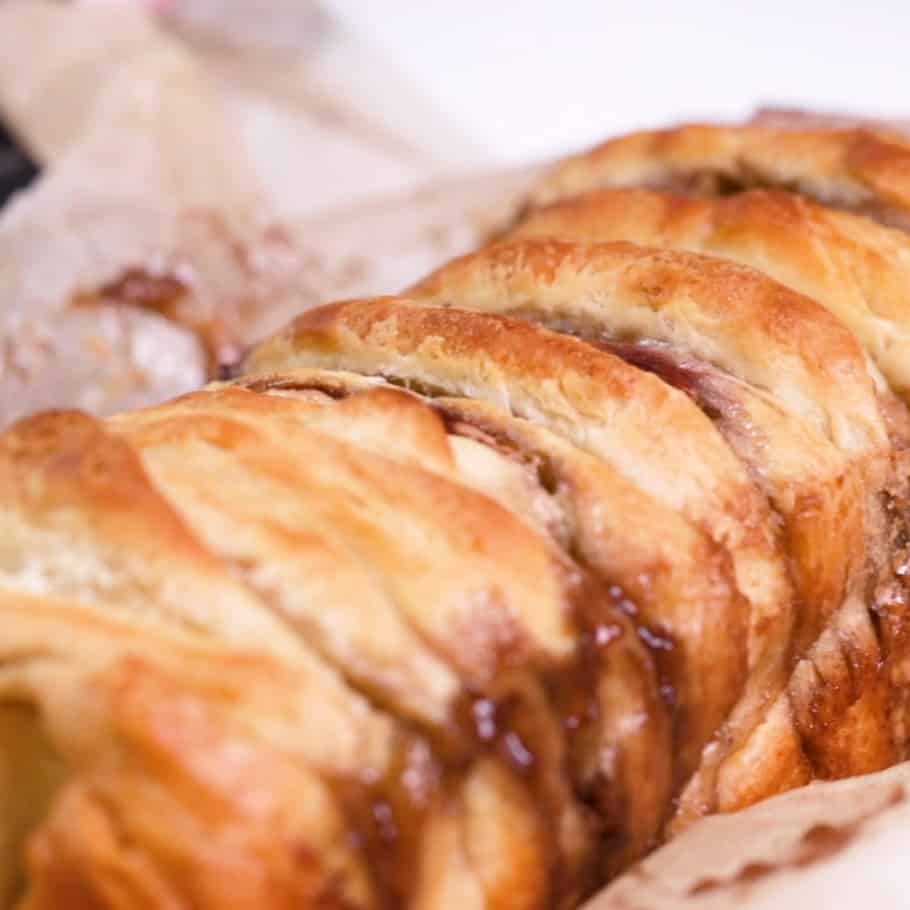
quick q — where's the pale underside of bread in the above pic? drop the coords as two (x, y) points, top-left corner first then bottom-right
(525, 124), (910, 233)
(508, 187), (910, 405)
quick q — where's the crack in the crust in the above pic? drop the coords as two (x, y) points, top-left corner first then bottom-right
(517, 316), (787, 488)
(644, 163), (812, 203)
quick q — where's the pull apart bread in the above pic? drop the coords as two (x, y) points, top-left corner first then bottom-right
(4, 121), (910, 910)
(1, 386), (663, 909)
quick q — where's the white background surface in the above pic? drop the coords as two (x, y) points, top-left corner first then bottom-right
(326, 0), (910, 167)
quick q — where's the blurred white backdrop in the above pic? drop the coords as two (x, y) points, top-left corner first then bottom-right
(326, 0), (910, 166)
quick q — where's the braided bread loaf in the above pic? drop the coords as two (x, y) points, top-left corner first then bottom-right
(4, 121), (910, 910)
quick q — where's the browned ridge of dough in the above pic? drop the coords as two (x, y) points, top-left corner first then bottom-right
(507, 187), (910, 404)
(524, 124), (910, 232)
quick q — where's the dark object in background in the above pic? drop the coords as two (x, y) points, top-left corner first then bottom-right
(0, 118), (40, 208)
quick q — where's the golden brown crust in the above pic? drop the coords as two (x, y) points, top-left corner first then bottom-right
(412, 237), (887, 457)
(495, 211), (910, 787)
(527, 124), (910, 230)
(229, 367), (748, 788)
(243, 298), (822, 835)
(0, 379), (680, 905)
(408, 239), (884, 637)
(245, 298), (792, 662)
(508, 187), (910, 404)
(112, 383), (646, 891)
(0, 409), (303, 657)
(408, 237), (909, 790)
(113, 387), (580, 687)
(0, 404), (572, 907)
(120, 379), (675, 876)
